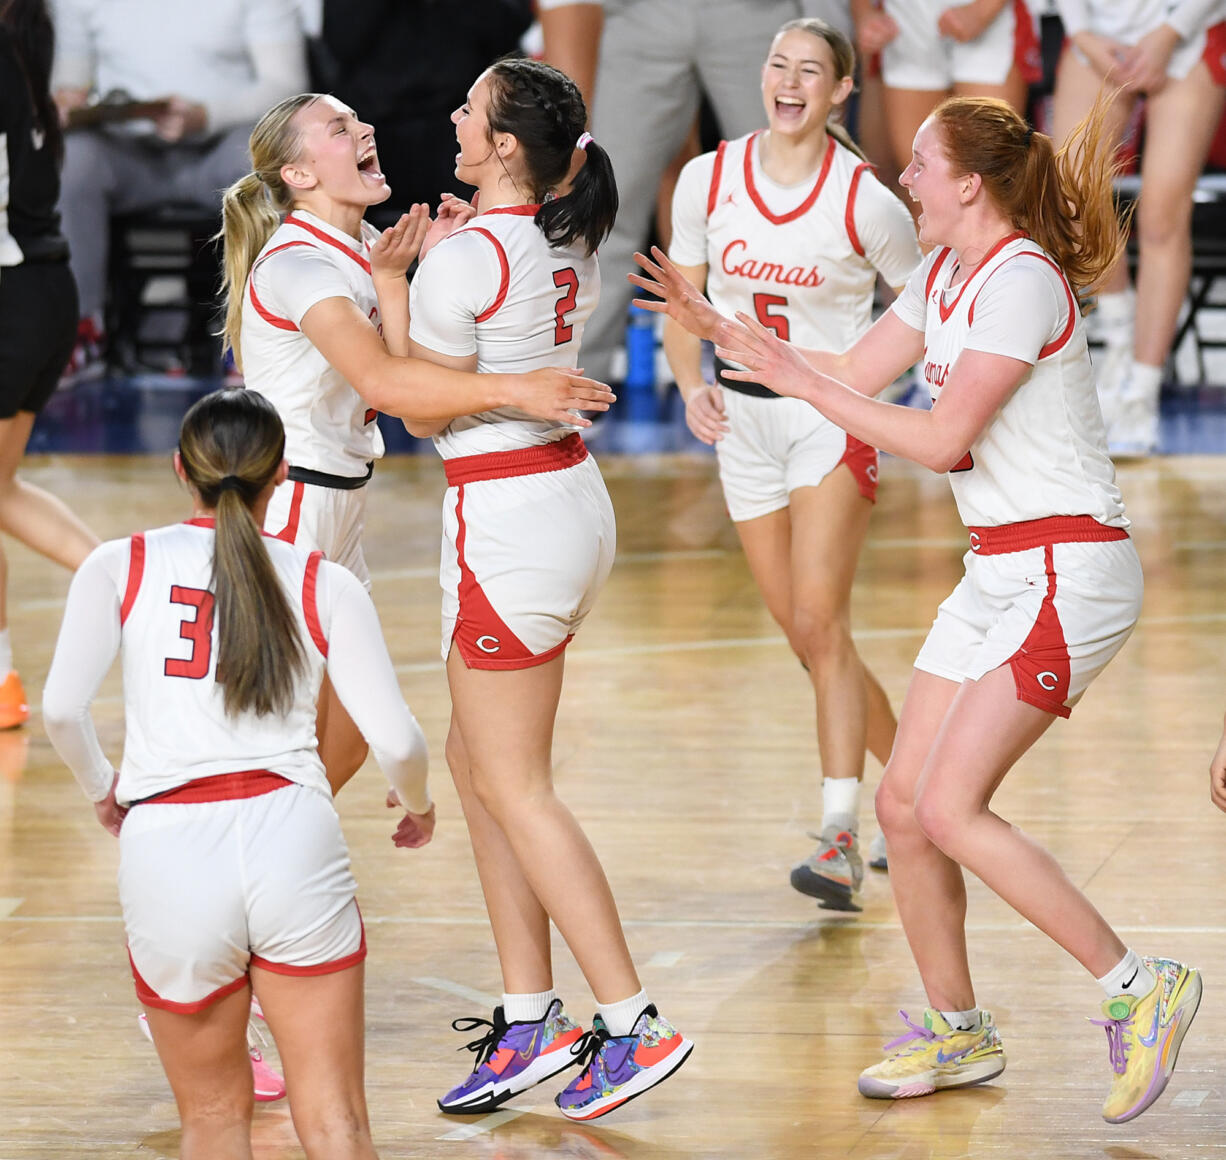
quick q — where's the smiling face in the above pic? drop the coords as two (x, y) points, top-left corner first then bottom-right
(451, 71), (501, 186)
(284, 95), (390, 208)
(760, 28), (852, 141)
(899, 117), (965, 246)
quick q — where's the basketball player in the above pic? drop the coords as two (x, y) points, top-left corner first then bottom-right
(634, 94), (1201, 1123)
(666, 17), (921, 906)
(42, 388), (433, 1159)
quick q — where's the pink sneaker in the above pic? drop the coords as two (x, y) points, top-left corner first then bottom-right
(137, 1011), (286, 1101)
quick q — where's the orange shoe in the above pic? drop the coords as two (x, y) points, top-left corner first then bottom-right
(0, 672), (29, 730)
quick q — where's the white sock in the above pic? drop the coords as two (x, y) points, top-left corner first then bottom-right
(0, 629), (12, 675)
(821, 776), (861, 835)
(1127, 361), (1163, 405)
(1097, 949), (1156, 999)
(597, 989), (649, 1038)
(939, 1007), (981, 1033)
(1096, 289), (1135, 347)
(502, 988), (556, 1023)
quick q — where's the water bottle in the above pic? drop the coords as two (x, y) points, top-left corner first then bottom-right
(623, 302), (658, 423)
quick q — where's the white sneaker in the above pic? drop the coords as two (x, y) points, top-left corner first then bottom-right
(1107, 370), (1161, 458)
(1093, 343), (1131, 434)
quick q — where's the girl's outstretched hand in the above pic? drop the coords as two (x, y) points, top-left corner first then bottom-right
(629, 246), (726, 343)
(714, 311), (816, 401)
(371, 204), (432, 280)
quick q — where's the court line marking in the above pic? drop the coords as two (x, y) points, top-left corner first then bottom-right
(8, 914), (1226, 937)
(435, 1107), (535, 1140)
(0, 898), (22, 918)
(413, 976), (500, 1009)
(1171, 1091), (1211, 1108)
(646, 951), (685, 969)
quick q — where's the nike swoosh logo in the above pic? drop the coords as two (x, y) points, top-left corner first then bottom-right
(1122, 967), (1139, 990)
(1137, 999), (1163, 1048)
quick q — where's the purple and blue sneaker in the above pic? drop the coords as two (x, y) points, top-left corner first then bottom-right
(438, 998), (585, 1113)
(555, 1005), (693, 1121)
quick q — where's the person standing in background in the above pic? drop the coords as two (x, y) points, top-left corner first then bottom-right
(0, 0), (98, 727)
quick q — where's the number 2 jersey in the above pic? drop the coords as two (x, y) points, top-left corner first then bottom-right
(670, 131), (921, 355)
(42, 520), (429, 810)
(891, 232), (1127, 530)
(408, 204), (598, 456)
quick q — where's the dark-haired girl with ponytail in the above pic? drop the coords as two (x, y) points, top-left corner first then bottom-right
(376, 58), (692, 1121)
(638, 94), (1199, 1123)
(43, 388), (433, 1159)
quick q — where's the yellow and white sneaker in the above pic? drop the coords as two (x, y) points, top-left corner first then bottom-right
(858, 1009), (1005, 1099)
(1097, 956), (1202, 1124)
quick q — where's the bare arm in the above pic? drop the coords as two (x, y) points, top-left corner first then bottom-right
(538, 2), (604, 114)
(298, 297), (613, 426)
(715, 312), (1027, 473)
(404, 341), (477, 438)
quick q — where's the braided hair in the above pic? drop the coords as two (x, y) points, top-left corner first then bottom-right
(485, 57), (617, 256)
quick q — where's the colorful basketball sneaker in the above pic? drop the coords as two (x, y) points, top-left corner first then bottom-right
(438, 999), (585, 1113)
(0, 671), (29, 730)
(1096, 956), (1202, 1123)
(858, 1009), (1006, 1099)
(790, 826), (863, 910)
(555, 1006), (693, 1121)
(868, 830), (889, 872)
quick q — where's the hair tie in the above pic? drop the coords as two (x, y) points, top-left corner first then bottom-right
(1023, 125), (1035, 148)
(216, 475), (245, 493)
(576, 132), (593, 151)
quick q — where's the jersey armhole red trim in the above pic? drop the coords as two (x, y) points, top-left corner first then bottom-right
(119, 533), (146, 626)
(707, 140), (728, 218)
(248, 241), (316, 333)
(845, 162), (874, 258)
(967, 251), (1077, 357)
(303, 550), (329, 658)
(463, 227), (511, 323)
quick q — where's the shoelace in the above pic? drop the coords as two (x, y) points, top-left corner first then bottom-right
(566, 1023), (610, 1076)
(883, 1010), (938, 1053)
(1090, 1013), (1133, 1076)
(450, 1012), (510, 1070)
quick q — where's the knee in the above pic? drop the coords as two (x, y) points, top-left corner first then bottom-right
(911, 786), (963, 856)
(790, 605), (847, 670)
(1135, 198), (1191, 251)
(874, 774), (916, 842)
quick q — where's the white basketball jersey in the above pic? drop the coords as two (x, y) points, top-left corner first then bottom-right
(903, 234), (1127, 529)
(241, 209), (386, 477)
(675, 132), (920, 353)
(409, 205), (599, 457)
(116, 521), (331, 800)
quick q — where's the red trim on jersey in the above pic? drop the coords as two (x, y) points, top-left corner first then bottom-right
(461, 227), (511, 322)
(845, 163), (874, 257)
(937, 231), (1026, 323)
(708, 140), (728, 217)
(251, 919), (367, 976)
(967, 249), (1078, 357)
(483, 204), (542, 216)
(364, 408), (377, 424)
(136, 769), (294, 806)
(743, 130), (835, 225)
(120, 534), (146, 626)
(1013, 0), (1043, 85)
(1205, 22), (1226, 86)
(925, 248), (953, 301)
(271, 481), (306, 544)
(303, 550), (329, 658)
(443, 432), (588, 487)
(966, 514), (1128, 556)
(836, 435), (879, 503)
(285, 212), (372, 273)
(129, 950), (249, 1013)
(248, 277), (298, 332)
(1007, 543), (1072, 717)
(451, 485), (569, 670)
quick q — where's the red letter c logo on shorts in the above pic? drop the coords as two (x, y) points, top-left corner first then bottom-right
(476, 635), (501, 654)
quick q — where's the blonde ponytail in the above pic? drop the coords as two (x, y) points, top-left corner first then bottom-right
(214, 93), (322, 369)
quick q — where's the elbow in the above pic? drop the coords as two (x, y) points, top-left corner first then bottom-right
(927, 443), (972, 474)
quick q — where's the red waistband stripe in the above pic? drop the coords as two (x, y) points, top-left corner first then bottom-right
(967, 515), (1128, 555)
(443, 432), (588, 487)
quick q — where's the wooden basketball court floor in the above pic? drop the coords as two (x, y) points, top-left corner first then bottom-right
(2, 448), (1226, 1160)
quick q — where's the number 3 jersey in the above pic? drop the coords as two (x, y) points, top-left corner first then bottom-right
(43, 520), (427, 809)
(670, 132), (920, 354)
(409, 204), (599, 457)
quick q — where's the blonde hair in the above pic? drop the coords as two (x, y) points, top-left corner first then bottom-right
(177, 389), (305, 718)
(932, 94), (1128, 300)
(216, 93), (321, 367)
(771, 17), (866, 161)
